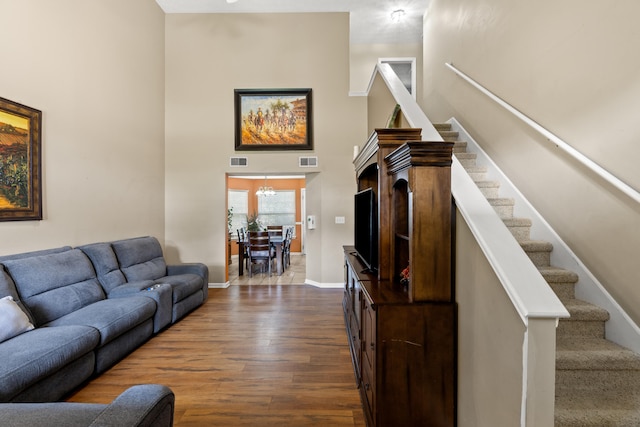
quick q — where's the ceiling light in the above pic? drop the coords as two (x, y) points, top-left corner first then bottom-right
(391, 9), (406, 23)
(256, 176), (275, 196)
(226, 0), (238, 3)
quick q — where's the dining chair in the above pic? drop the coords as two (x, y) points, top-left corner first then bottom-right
(267, 225), (283, 238)
(237, 228), (249, 270)
(282, 227), (292, 269)
(246, 231), (275, 277)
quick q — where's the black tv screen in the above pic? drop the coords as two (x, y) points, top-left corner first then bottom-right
(354, 188), (377, 272)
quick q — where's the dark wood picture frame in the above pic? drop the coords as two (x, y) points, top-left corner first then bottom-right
(234, 88), (313, 151)
(0, 97), (42, 221)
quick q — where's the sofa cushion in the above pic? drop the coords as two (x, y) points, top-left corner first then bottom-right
(2, 249), (105, 326)
(0, 296), (34, 343)
(0, 403), (104, 426)
(45, 297), (156, 346)
(0, 325), (99, 402)
(112, 237), (167, 282)
(78, 242), (127, 293)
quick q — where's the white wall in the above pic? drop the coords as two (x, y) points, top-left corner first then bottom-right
(164, 13), (366, 283)
(421, 0), (640, 324)
(0, 0), (166, 255)
(350, 43), (423, 96)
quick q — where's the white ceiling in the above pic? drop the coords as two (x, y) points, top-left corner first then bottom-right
(155, 0), (429, 44)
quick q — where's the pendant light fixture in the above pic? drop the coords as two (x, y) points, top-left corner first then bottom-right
(256, 176), (275, 196)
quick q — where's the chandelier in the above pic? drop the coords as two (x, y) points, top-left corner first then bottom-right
(256, 176), (275, 196)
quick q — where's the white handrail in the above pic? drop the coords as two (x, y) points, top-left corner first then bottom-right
(375, 63), (443, 141)
(445, 62), (640, 205)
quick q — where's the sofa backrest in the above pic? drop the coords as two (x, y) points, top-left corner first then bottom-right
(0, 246), (73, 263)
(78, 242), (127, 293)
(0, 246), (74, 325)
(0, 266), (35, 325)
(111, 236), (167, 282)
(1, 249), (105, 326)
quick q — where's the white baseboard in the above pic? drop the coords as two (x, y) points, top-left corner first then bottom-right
(304, 279), (343, 289)
(208, 282), (230, 289)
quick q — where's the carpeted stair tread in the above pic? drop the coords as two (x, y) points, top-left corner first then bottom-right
(487, 197), (515, 206)
(537, 266), (579, 283)
(502, 217), (532, 227)
(473, 180), (500, 188)
(474, 180), (501, 198)
(519, 239), (553, 251)
(454, 153), (477, 168)
(439, 131), (459, 141)
(433, 123), (452, 131)
(561, 299), (610, 321)
(557, 337), (640, 370)
(453, 141), (467, 152)
(555, 407), (640, 427)
(463, 165), (487, 173)
(502, 217), (532, 241)
(557, 392), (640, 409)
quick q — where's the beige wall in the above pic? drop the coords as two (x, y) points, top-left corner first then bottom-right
(164, 13), (366, 283)
(421, 0), (640, 324)
(0, 0), (165, 255)
(455, 211), (524, 426)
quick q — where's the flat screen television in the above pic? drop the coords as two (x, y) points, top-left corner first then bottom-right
(354, 188), (378, 272)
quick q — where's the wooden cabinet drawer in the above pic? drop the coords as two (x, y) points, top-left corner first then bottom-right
(361, 354), (375, 423)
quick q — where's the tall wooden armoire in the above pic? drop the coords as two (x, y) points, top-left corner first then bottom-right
(343, 128), (456, 427)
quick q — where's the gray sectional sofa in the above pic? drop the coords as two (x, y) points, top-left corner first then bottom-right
(0, 384), (175, 427)
(0, 236), (208, 423)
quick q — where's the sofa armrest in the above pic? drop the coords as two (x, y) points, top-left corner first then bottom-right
(107, 281), (156, 298)
(167, 263), (209, 301)
(166, 263), (208, 282)
(88, 384), (174, 427)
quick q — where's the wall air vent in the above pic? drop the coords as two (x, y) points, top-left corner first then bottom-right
(230, 157), (248, 167)
(299, 156), (318, 167)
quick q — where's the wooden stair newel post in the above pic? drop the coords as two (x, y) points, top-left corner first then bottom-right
(385, 141), (455, 302)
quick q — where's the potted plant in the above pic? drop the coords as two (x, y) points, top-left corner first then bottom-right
(246, 211), (262, 232)
(227, 207), (234, 234)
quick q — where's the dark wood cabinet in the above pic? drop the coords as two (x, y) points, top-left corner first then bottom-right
(345, 128), (456, 426)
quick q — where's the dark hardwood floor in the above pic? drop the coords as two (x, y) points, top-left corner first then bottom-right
(67, 285), (366, 426)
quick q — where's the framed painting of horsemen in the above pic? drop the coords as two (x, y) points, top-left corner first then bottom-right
(0, 97), (42, 221)
(234, 88), (313, 151)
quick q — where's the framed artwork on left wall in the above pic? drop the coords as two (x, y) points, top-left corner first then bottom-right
(0, 97), (42, 221)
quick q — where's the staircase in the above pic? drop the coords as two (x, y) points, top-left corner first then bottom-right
(435, 123), (640, 426)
